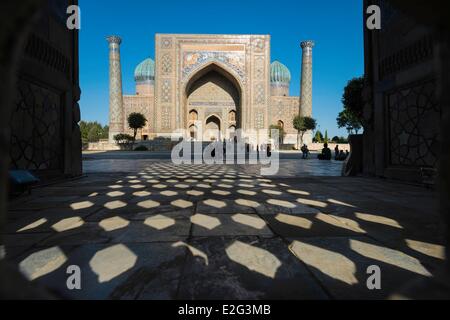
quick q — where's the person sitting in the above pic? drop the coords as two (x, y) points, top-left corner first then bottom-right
(334, 145), (340, 160)
(318, 143), (332, 160)
(336, 150), (346, 161)
(301, 144), (309, 159)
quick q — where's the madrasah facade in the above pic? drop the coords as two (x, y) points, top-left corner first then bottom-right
(107, 34), (315, 144)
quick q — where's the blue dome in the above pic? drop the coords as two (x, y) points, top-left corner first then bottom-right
(134, 58), (155, 83)
(270, 61), (291, 84)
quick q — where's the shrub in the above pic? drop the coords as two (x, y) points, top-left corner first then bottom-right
(127, 113), (147, 142)
(113, 133), (134, 150)
(293, 115), (317, 147)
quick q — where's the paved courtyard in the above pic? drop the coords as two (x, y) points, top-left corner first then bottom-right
(1, 152), (446, 299)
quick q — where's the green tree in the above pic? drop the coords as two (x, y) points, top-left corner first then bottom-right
(324, 130), (329, 143)
(87, 126), (100, 142)
(342, 76), (364, 120)
(313, 130), (323, 143)
(127, 113), (147, 142)
(269, 124), (286, 145)
(79, 121), (89, 144)
(293, 115), (317, 148)
(100, 125), (109, 140)
(79, 121), (106, 143)
(337, 76), (365, 134)
(332, 136), (340, 143)
(337, 109), (362, 134)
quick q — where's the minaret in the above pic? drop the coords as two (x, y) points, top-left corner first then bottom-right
(300, 40), (315, 144)
(300, 40), (314, 117)
(107, 35), (124, 143)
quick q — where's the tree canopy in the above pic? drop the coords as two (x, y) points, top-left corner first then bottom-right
(337, 109), (362, 134)
(313, 130), (324, 143)
(127, 112), (147, 141)
(293, 115), (317, 146)
(79, 121), (109, 143)
(337, 76), (365, 134)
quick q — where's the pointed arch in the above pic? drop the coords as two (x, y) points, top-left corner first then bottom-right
(183, 61), (243, 139)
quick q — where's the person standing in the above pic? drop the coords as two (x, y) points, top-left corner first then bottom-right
(334, 145), (340, 160)
(301, 144), (309, 159)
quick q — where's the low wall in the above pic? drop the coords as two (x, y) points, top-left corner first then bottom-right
(87, 139), (177, 151)
(87, 141), (120, 151)
(308, 143), (350, 152)
(86, 139), (350, 153)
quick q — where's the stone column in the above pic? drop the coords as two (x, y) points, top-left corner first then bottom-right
(300, 40), (315, 144)
(107, 36), (124, 143)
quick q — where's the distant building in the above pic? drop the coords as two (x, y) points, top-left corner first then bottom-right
(107, 34), (315, 144)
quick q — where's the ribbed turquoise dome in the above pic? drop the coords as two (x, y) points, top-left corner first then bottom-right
(134, 58), (155, 83)
(270, 61), (291, 84)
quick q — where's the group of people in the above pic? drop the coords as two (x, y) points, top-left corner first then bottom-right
(301, 143), (349, 161)
(333, 145), (350, 161)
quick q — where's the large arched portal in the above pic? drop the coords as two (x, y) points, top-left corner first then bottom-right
(185, 64), (241, 141)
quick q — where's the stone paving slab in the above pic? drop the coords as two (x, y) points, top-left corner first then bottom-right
(191, 214), (274, 237)
(257, 201), (322, 215)
(262, 213), (364, 238)
(12, 243), (187, 299)
(36, 223), (111, 247)
(1, 158), (446, 300)
(176, 236), (328, 300)
(131, 207), (194, 220)
(289, 236), (432, 299)
(3, 233), (52, 248)
(109, 219), (191, 243)
(3, 207), (102, 234)
(196, 199), (257, 214)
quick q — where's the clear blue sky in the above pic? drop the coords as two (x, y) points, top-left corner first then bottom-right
(79, 0), (364, 137)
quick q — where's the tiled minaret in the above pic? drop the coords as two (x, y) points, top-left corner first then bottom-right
(300, 40), (315, 117)
(107, 35), (124, 143)
(300, 40), (315, 144)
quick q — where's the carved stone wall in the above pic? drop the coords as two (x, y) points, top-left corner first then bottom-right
(9, 0), (81, 177)
(10, 80), (63, 170)
(387, 80), (440, 168)
(363, 0), (442, 182)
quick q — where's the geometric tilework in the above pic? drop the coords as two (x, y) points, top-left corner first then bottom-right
(161, 53), (172, 75)
(161, 80), (172, 103)
(388, 80), (441, 168)
(10, 80), (63, 171)
(254, 83), (265, 105)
